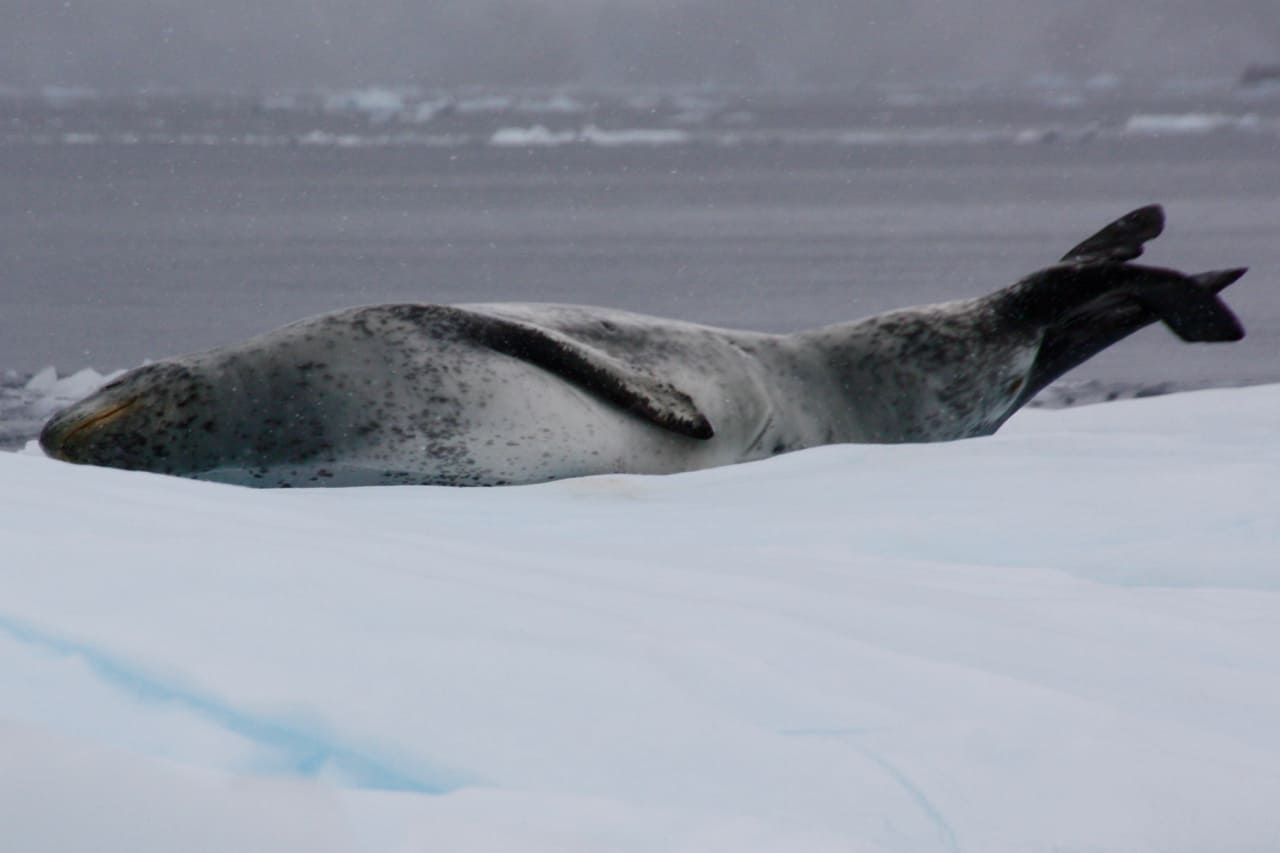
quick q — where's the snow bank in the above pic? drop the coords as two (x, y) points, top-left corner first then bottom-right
(3, 385), (1279, 851)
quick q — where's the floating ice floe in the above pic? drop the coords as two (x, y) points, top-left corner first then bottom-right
(579, 125), (689, 146)
(1123, 112), (1242, 135)
(322, 88), (408, 124)
(298, 130), (373, 148)
(489, 125), (690, 148)
(403, 98), (454, 124)
(0, 366), (121, 450)
(22, 365), (116, 398)
(489, 125), (577, 147)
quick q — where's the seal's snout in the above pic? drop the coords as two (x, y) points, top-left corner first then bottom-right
(37, 417), (68, 460)
(39, 397), (139, 462)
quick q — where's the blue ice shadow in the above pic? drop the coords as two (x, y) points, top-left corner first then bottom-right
(0, 611), (466, 794)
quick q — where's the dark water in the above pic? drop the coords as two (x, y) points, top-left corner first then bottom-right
(3, 86), (1280, 447)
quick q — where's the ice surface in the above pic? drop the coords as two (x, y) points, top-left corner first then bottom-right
(3, 385), (1279, 851)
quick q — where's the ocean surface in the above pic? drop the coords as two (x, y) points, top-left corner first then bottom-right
(3, 81), (1279, 446)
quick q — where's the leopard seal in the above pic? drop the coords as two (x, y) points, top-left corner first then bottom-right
(40, 205), (1247, 487)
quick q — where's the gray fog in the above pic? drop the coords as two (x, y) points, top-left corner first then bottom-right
(3, 0), (1279, 91)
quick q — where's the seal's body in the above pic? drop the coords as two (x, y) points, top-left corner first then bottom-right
(40, 206), (1248, 487)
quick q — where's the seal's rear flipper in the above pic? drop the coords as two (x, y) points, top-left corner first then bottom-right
(1006, 262), (1245, 341)
(1060, 204), (1165, 263)
(1194, 266), (1249, 295)
(1125, 267), (1245, 342)
(1051, 206), (1242, 340)
(1001, 263), (1248, 414)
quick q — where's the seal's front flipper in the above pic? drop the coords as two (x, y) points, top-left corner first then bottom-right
(1060, 204), (1165, 263)
(455, 309), (715, 440)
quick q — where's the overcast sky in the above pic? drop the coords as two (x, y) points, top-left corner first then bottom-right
(4, 0), (1278, 91)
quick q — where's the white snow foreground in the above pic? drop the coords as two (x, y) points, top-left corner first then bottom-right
(3, 386), (1280, 853)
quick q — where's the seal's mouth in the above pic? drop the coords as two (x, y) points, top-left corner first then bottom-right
(40, 396), (140, 461)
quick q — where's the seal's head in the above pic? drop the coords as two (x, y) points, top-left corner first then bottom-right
(37, 318), (397, 486)
(39, 362), (228, 475)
